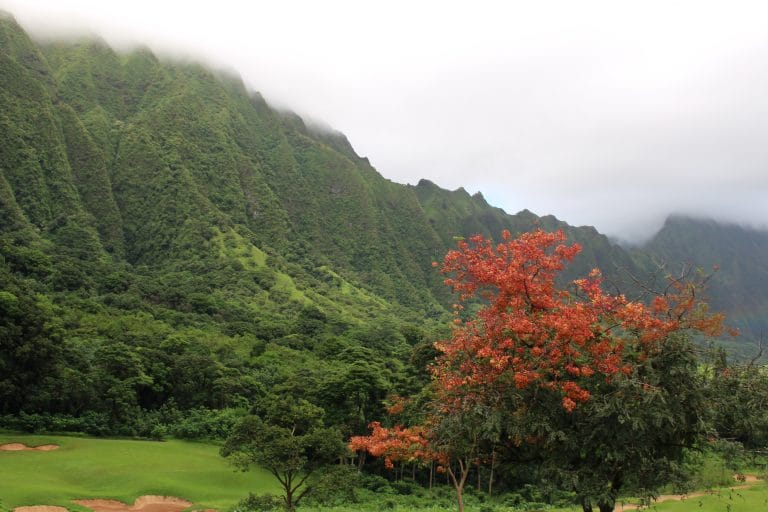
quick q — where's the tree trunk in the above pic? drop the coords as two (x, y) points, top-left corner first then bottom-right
(447, 458), (470, 512)
(581, 496), (593, 512)
(487, 448), (495, 496)
(283, 472), (295, 512)
(597, 469), (622, 512)
(356, 450), (366, 472)
(429, 461), (433, 490)
(455, 489), (465, 512)
(475, 446), (481, 491)
(597, 502), (613, 512)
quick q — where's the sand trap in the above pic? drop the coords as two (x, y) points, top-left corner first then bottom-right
(73, 496), (193, 512)
(13, 507), (68, 512)
(0, 443), (59, 451)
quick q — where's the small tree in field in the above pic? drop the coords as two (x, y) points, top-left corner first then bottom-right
(352, 229), (725, 512)
(221, 397), (345, 512)
(350, 409), (493, 512)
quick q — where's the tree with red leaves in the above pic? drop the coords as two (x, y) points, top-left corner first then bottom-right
(434, 229), (723, 412)
(436, 229), (725, 512)
(349, 421), (432, 471)
(353, 229), (726, 512)
(350, 409), (492, 512)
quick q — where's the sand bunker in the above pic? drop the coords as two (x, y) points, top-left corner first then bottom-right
(0, 443), (59, 451)
(73, 496), (193, 512)
(13, 507), (68, 512)
(13, 495), (201, 512)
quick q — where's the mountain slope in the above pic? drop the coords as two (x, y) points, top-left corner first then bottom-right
(0, 13), (765, 431)
(642, 216), (768, 350)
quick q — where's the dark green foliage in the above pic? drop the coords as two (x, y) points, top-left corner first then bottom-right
(529, 333), (708, 512)
(0, 50), (82, 228)
(300, 465), (360, 506)
(705, 351), (768, 449)
(221, 397), (346, 511)
(232, 493), (284, 512)
(0, 172), (29, 234)
(0, 411), (111, 436)
(171, 407), (247, 440)
(0, 13), (53, 87)
(57, 103), (124, 255)
(0, 269), (64, 413)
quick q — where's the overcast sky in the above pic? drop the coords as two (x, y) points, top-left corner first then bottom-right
(2, 0), (767, 243)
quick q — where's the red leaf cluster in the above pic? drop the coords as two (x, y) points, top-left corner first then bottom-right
(433, 229), (724, 412)
(349, 421), (437, 469)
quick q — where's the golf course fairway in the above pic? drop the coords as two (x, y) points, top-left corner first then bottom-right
(0, 433), (278, 511)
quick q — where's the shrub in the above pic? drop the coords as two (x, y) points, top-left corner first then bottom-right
(358, 473), (393, 493)
(390, 480), (420, 496)
(303, 465), (359, 506)
(170, 407), (245, 440)
(230, 493), (282, 512)
(0, 412), (111, 436)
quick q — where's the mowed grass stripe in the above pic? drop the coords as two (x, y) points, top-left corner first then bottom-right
(0, 434), (278, 510)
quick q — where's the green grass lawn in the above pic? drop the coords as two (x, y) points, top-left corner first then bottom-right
(629, 485), (768, 512)
(2, 432), (766, 512)
(0, 433), (278, 511)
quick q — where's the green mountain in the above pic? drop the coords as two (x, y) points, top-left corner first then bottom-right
(0, 13), (765, 434)
(641, 215), (768, 353)
(0, 12), (650, 318)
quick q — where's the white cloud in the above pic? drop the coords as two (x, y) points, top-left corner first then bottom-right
(2, 0), (767, 242)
